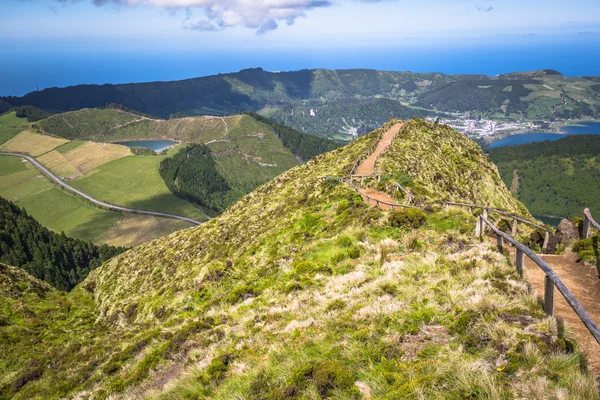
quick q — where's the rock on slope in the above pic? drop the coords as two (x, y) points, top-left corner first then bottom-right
(1, 119), (597, 399)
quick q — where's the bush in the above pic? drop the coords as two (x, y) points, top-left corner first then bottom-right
(389, 209), (427, 229)
(130, 146), (156, 156)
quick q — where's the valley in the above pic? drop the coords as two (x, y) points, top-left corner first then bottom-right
(3, 68), (599, 144)
(0, 109), (337, 247)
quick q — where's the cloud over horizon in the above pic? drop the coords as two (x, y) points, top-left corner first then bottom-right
(78, 0), (333, 34)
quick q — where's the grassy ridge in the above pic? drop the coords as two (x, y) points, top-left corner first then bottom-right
(3, 119), (596, 399)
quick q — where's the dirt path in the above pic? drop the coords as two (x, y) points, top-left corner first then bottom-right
(354, 122), (403, 176)
(505, 245), (600, 373)
(360, 188), (396, 210)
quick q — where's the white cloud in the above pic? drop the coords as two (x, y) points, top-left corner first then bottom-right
(88, 0), (333, 34)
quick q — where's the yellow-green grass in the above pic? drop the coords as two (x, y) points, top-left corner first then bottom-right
(36, 150), (80, 178)
(95, 214), (193, 248)
(0, 112), (28, 145)
(70, 155), (208, 221)
(37, 141), (132, 178)
(62, 141), (132, 174)
(0, 130), (68, 156)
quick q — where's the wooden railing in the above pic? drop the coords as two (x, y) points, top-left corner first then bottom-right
(583, 208), (600, 239)
(346, 180), (420, 210)
(479, 215), (600, 345)
(442, 201), (551, 251)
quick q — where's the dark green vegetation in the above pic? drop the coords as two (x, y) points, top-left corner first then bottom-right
(12, 106), (53, 122)
(2, 119), (595, 399)
(244, 112), (340, 161)
(490, 135), (600, 218)
(159, 144), (233, 212)
(6, 68), (599, 141)
(573, 235), (600, 270)
(0, 196), (125, 291)
(36, 109), (338, 215)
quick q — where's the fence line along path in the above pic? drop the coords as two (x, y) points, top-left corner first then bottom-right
(478, 214), (600, 372)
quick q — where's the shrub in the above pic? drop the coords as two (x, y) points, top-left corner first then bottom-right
(326, 299), (346, 312)
(389, 209), (427, 229)
(313, 360), (356, 397)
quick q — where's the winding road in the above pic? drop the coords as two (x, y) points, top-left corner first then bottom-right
(0, 152), (203, 225)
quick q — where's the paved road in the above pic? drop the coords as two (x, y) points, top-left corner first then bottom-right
(0, 152), (203, 225)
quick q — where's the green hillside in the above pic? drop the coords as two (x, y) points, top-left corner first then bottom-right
(490, 134), (600, 218)
(0, 196), (125, 291)
(5, 68), (600, 141)
(1, 109), (338, 247)
(1, 119), (595, 399)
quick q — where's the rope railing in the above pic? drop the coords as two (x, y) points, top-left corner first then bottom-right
(479, 215), (600, 346)
(583, 208), (600, 239)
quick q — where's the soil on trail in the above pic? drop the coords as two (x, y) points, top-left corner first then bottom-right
(355, 122), (403, 176)
(360, 188), (396, 210)
(505, 245), (600, 373)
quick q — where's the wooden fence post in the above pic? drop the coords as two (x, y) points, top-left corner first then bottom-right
(475, 215), (481, 237)
(542, 232), (550, 252)
(482, 209), (488, 233)
(583, 215), (591, 239)
(512, 220), (518, 236)
(468, 207), (473, 214)
(497, 234), (503, 252)
(515, 249), (524, 278)
(544, 275), (554, 316)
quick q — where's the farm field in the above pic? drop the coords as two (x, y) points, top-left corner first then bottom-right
(0, 155), (198, 245)
(39, 141), (132, 178)
(0, 130), (68, 156)
(69, 152), (208, 221)
(0, 112), (29, 144)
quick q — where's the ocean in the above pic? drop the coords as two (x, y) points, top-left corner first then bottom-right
(2, 35), (600, 96)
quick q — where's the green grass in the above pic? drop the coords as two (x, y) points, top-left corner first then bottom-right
(70, 155), (208, 221)
(0, 156), (122, 241)
(55, 140), (86, 154)
(0, 112), (28, 145)
(16, 187), (122, 241)
(0, 156), (28, 176)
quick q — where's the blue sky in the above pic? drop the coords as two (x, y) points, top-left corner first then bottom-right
(3, 0), (600, 50)
(2, 0), (600, 95)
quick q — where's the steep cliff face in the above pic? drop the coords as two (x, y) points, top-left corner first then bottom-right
(1, 120), (596, 399)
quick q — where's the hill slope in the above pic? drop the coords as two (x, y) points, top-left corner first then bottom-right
(1, 119), (596, 399)
(490, 134), (600, 218)
(2, 109), (338, 245)
(0, 196), (125, 290)
(6, 68), (599, 140)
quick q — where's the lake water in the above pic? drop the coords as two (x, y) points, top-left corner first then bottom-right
(489, 122), (600, 148)
(114, 140), (177, 152)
